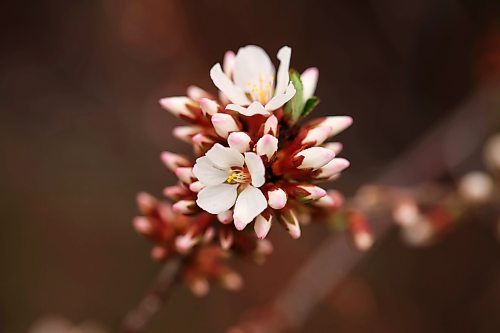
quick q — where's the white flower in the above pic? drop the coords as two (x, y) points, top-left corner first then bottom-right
(192, 143), (268, 230)
(210, 45), (296, 116)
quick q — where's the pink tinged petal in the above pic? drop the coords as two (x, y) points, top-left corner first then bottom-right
(210, 63), (250, 105)
(159, 97), (195, 119)
(256, 134), (278, 159)
(267, 188), (287, 209)
(323, 142), (343, 155)
(163, 185), (187, 201)
(297, 185), (327, 200)
(175, 167), (194, 184)
(244, 152), (266, 187)
(264, 81), (296, 111)
(189, 181), (205, 193)
(196, 183), (238, 214)
(275, 46), (291, 96)
(187, 85), (212, 101)
(281, 209), (301, 239)
(295, 147), (336, 170)
(319, 116), (353, 137)
(228, 132), (252, 153)
(301, 67), (319, 100)
(226, 102), (270, 116)
(160, 151), (190, 172)
(313, 193), (336, 207)
(301, 126), (331, 145)
(217, 210), (233, 224)
(233, 45), (275, 92)
(192, 156), (228, 186)
(173, 125), (203, 143)
(172, 200), (196, 214)
(317, 158), (350, 178)
(205, 143), (244, 169)
(223, 50), (236, 76)
(233, 186), (268, 229)
(254, 214), (272, 239)
(199, 98), (219, 116)
(264, 115), (278, 135)
(211, 113), (240, 139)
(203, 227), (215, 243)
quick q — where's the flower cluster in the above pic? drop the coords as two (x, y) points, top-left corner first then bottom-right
(134, 45), (352, 293)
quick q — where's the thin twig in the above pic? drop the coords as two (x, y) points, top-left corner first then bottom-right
(121, 257), (183, 333)
(229, 81), (500, 333)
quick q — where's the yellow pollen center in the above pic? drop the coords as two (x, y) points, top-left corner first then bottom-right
(226, 169), (249, 184)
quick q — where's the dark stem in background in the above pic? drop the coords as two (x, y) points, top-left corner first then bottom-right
(121, 257), (182, 333)
(228, 82), (500, 333)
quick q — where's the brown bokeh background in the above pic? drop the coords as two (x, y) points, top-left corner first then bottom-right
(1, 0), (500, 332)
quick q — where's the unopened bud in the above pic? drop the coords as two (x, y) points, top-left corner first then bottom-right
(136, 192), (157, 215)
(228, 132), (252, 153)
(393, 200), (420, 227)
(173, 126), (203, 143)
(256, 134), (278, 160)
(172, 200), (196, 214)
(159, 97), (195, 119)
(175, 167), (194, 184)
(264, 115), (278, 136)
(163, 185), (188, 201)
(254, 214), (272, 239)
(458, 171), (494, 203)
(211, 113), (239, 138)
(295, 184), (327, 201)
(295, 147), (335, 170)
(323, 142), (343, 155)
(217, 210), (233, 224)
(267, 188), (287, 209)
(199, 98), (219, 116)
(160, 152), (190, 172)
(280, 209), (301, 239)
(175, 233), (198, 254)
(348, 212), (374, 251)
(133, 217), (154, 236)
(316, 158), (350, 179)
(187, 85), (212, 101)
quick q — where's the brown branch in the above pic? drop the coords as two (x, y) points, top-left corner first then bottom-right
(228, 81), (500, 333)
(121, 257), (183, 333)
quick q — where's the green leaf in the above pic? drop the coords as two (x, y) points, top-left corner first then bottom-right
(301, 97), (320, 119)
(283, 69), (305, 124)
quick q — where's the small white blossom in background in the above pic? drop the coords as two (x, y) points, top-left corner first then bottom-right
(458, 171), (494, 204)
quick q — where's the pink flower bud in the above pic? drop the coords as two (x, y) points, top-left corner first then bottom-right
(186, 85), (212, 101)
(189, 181), (205, 193)
(172, 200), (196, 214)
(280, 209), (301, 239)
(151, 246), (169, 261)
(256, 134), (278, 159)
(219, 228), (234, 250)
(190, 278), (210, 297)
(295, 147), (335, 170)
(221, 272), (243, 291)
(458, 171), (494, 203)
(267, 188), (287, 209)
(318, 116), (353, 137)
(323, 142), (343, 155)
(393, 200), (420, 227)
(217, 210), (233, 224)
(316, 158), (350, 178)
(175, 233), (198, 254)
(199, 98), (219, 116)
(133, 217), (154, 236)
(296, 185), (327, 200)
(173, 126), (203, 143)
(264, 115), (278, 136)
(136, 192), (157, 215)
(228, 132), (252, 153)
(175, 167), (194, 184)
(211, 113), (239, 138)
(349, 212), (374, 251)
(301, 126), (331, 145)
(163, 185), (188, 201)
(254, 214), (272, 239)
(159, 96), (195, 119)
(160, 151), (190, 172)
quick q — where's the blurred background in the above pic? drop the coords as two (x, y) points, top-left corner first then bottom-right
(1, 0), (500, 332)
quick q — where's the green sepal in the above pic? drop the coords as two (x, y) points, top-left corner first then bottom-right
(301, 96), (320, 119)
(283, 69), (305, 124)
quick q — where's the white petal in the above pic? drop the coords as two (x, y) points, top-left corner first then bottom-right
(228, 132), (252, 153)
(323, 142), (343, 155)
(264, 82), (296, 111)
(192, 156), (228, 186)
(187, 85), (212, 101)
(205, 143), (244, 169)
(301, 67), (319, 100)
(256, 134), (278, 160)
(267, 188), (287, 209)
(211, 113), (240, 138)
(233, 45), (275, 92)
(254, 214), (272, 239)
(233, 186), (267, 229)
(274, 46), (291, 96)
(295, 147), (335, 169)
(210, 63), (250, 105)
(217, 210), (233, 224)
(226, 102), (269, 116)
(244, 152), (266, 187)
(196, 184), (238, 214)
(301, 126), (331, 145)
